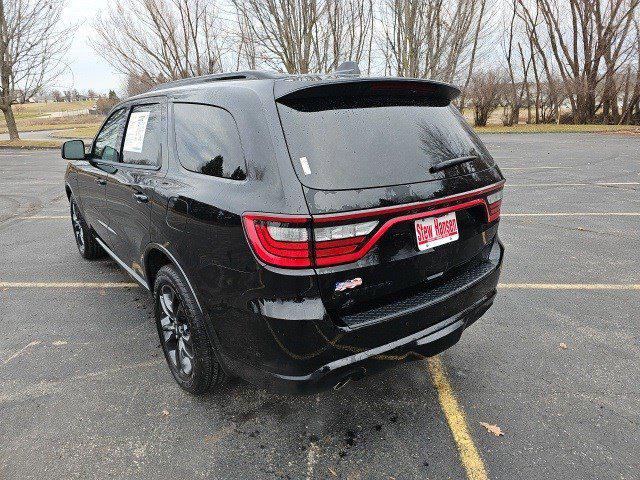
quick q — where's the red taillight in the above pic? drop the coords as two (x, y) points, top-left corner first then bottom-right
(243, 182), (504, 269)
(242, 214), (312, 268)
(242, 214), (376, 268)
(315, 236), (364, 257)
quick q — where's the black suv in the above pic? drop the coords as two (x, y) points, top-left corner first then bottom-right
(62, 70), (505, 394)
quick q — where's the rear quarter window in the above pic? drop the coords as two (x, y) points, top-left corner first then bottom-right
(173, 103), (247, 180)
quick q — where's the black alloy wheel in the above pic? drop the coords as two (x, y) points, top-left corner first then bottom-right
(158, 283), (196, 379)
(69, 197), (103, 259)
(70, 200), (85, 254)
(153, 264), (223, 394)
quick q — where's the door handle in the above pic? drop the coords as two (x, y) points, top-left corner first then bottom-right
(133, 192), (149, 203)
(95, 178), (107, 186)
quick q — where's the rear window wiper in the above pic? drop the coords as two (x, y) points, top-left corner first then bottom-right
(429, 155), (479, 173)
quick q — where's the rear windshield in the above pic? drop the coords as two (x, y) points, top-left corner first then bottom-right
(277, 95), (493, 190)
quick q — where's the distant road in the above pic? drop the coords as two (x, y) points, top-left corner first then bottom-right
(0, 130), (59, 141)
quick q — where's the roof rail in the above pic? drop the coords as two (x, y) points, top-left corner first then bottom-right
(150, 70), (282, 92)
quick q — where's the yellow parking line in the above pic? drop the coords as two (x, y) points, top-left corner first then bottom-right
(0, 282), (139, 288)
(17, 215), (67, 220)
(499, 283), (640, 290)
(425, 356), (488, 480)
(502, 212), (640, 217)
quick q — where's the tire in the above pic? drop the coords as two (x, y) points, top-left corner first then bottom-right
(153, 264), (223, 394)
(70, 197), (104, 260)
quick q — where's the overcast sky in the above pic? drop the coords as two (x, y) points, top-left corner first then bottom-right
(57, 0), (123, 93)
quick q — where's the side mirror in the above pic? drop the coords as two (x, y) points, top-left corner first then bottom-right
(61, 139), (86, 160)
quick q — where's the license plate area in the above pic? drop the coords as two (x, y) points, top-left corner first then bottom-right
(415, 212), (459, 251)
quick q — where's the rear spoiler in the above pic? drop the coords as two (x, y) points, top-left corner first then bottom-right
(274, 78), (461, 105)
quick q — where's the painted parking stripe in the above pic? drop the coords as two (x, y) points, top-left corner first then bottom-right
(16, 215), (67, 220)
(0, 282), (139, 288)
(5, 180), (61, 185)
(2, 340), (42, 366)
(500, 166), (571, 171)
(508, 182), (640, 187)
(502, 212), (640, 217)
(424, 357), (488, 480)
(498, 283), (640, 290)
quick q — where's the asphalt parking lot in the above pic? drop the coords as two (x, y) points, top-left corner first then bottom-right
(1, 133), (638, 480)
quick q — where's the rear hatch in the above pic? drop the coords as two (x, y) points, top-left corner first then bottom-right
(274, 78), (504, 327)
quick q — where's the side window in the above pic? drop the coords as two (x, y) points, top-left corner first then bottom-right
(173, 103), (247, 180)
(122, 103), (163, 166)
(93, 108), (127, 161)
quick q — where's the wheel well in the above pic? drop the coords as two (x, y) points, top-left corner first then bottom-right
(145, 248), (172, 289)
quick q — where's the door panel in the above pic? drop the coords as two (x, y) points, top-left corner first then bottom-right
(104, 102), (165, 273)
(75, 108), (128, 243)
(75, 163), (109, 238)
(105, 170), (154, 271)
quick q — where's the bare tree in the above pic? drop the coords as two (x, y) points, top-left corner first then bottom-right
(469, 70), (503, 126)
(232, 0), (326, 73)
(516, 2), (563, 123)
(233, 3), (259, 70)
(82, 0), (640, 127)
(231, 0), (373, 74)
(324, 0), (375, 72)
(459, 0), (489, 110)
(619, 19), (640, 122)
(381, 0), (489, 82)
(0, 0), (72, 140)
(90, 0), (227, 90)
(502, 0), (532, 125)
(125, 72), (167, 97)
(518, 0), (639, 124)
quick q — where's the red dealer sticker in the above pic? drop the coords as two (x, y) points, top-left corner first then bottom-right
(415, 212), (459, 251)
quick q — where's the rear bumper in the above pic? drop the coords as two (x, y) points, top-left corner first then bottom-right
(216, 239), (503, 394)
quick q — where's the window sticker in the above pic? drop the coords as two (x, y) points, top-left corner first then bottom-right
(123, 111), (150, 153)
(299, 156), (311, 175)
